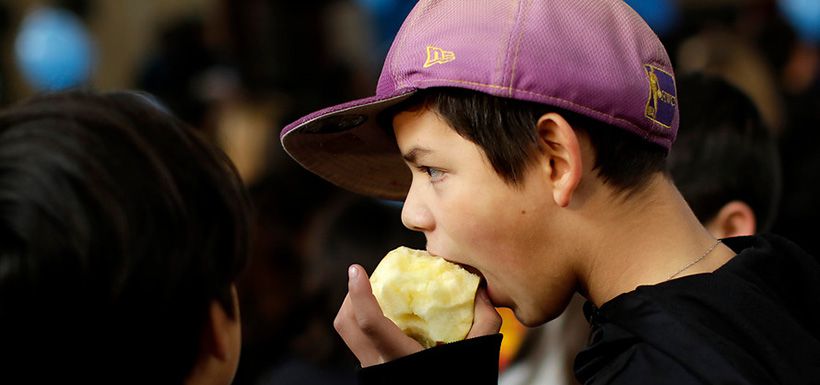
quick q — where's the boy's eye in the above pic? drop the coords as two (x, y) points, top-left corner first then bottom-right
(419, 166), (445, 182)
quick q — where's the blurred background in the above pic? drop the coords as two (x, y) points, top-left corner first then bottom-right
(1, 0), (819, 384)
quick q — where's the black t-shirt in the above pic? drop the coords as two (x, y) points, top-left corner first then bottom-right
(359, 234), (820, 384)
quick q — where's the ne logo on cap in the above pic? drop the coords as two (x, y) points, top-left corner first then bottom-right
(424, 45), (456, 68)
(644, 65), (677, 128)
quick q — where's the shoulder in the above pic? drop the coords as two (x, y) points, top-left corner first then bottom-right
(575, 318), (707, 385)
(583, 249), (820, 384)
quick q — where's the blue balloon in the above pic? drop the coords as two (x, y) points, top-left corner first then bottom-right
(14, 7), (96, 91)
(625, 0), (678, 37)
(780, 0), (820, 43)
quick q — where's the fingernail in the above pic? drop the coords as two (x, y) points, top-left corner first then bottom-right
(348, 265), (359, 281)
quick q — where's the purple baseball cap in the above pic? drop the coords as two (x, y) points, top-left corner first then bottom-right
(281, 0), (678, 200)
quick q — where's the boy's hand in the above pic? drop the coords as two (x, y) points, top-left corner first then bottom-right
(334, 264), (422, 367)
(334, 264), (502, 367)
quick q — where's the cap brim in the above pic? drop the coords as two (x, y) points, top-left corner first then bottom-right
(280, 91), (416, 200)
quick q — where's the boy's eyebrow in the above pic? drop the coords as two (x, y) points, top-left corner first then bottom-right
(402, 147), (433, 163)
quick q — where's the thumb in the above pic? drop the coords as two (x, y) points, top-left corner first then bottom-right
(347, 265), (423, 359)
(467, 287), (502, 339)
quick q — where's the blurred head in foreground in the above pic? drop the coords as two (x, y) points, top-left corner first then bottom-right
(0, 91), (249, 384)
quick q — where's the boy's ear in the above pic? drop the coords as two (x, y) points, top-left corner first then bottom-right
(705, 200), (757, 238)
(535, 112), (583, 207)
(205, 286), (240, 361)
(186, 285), (241, 385)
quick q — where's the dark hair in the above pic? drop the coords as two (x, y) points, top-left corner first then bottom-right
(384, 88), (668, 195)
(669, 73), (781, 231)
(0, 91), (250, 383)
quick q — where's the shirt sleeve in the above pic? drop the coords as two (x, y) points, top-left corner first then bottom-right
(358, 334), (503, 385)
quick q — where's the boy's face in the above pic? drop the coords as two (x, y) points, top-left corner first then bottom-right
(393, 107), (575, 326)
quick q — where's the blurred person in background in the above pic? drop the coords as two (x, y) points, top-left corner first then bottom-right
(670, 72), (782, 238)
(232, 165), (337, 385)
(0, 90), (249, 384)
(134, 0), (385, 187)
(666, 0), (820, 257)
(767, 1), (820, 258)
(205, 2), (419, 383)
(250, 193), (424, 385)
(137, 16), (218, 130)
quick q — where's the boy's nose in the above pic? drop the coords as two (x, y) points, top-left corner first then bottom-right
(401, 187), (434, 232)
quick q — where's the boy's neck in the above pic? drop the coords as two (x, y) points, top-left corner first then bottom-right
(576, 174), (737, 307)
